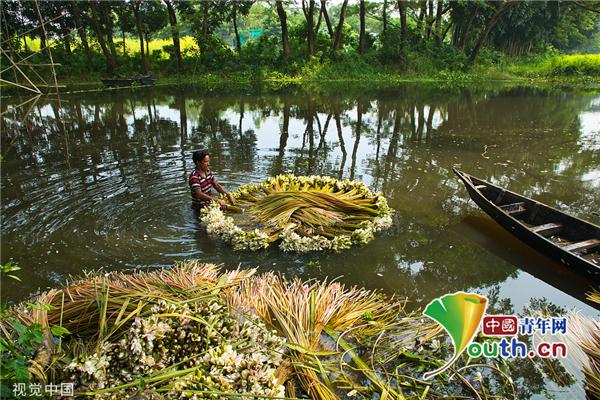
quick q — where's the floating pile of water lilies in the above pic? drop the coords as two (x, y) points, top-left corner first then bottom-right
(1, 262), (583, 399)
(200, 174), (394, 252)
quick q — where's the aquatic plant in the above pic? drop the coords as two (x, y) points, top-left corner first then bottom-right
(200, 174), (394, 252)
(227, 272), (407, 399)
(586, 289), (600, 305)
(3, 261), (559, 399)
(568, 313), (600, 400)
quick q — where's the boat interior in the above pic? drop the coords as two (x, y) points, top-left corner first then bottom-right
(467, 174), (600, 266)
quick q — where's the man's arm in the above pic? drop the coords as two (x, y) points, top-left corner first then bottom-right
(213, 179), (236, 205)
(213, 180), (227, 195)
(193, 188), (213, 202)
(194, 187), (227, 209)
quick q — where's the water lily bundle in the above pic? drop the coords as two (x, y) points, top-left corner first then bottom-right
(3, 261), (537, 400)
(7, 263), (288, 399)
(200, 174), (394, 252)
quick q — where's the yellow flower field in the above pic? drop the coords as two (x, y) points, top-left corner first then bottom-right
(19, 36), (199, 59)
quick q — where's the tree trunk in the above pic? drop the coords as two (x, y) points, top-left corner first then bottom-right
(425, 0), (434, 41)
(133, 1), (149, 75)
(459, 9), (477, 51)
(273, 97), (290, 175)
(306, 0), (315, 57)
(90, 1), (116, 73)
(416, 1), (426, 37)
(441, 21), (453, 44)
(178, 94), (187, 144)
(332, 0), (349, 53)
(451, 24), (459, 47)
(101, 2), (117, 59)
(382, 0), (388, 39)
(350, 101), (363, 180)
(145, 32), (150, 59)
(320, 0), (334, 37)
(275, 1), (290, 57)
(315, 3), (323, 33)
(359, 0), (366, 54)
(122, 28), (126, 55)
(469, 1), (516, 63)
(163, 0), (182, 72)
(335, 114), (346, 179)
(233, 2), (241, 53)
(201, 1), (209, 55)
(71, 0), (90, 56)
(435, 0), (444, 46)
(35, 1), (47, 51)
(398, 0), (407, 43)
(59, 16), (72, 56)
(17, 6), (29, 52)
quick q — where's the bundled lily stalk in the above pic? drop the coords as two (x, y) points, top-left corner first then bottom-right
(2, 262), (527, 399)
(571, 291), (600, 399)
(200, 174), (394, 252)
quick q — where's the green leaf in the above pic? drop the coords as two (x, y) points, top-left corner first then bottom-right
(12, 322), (27, 336)
(400, 350), (423, 360)
(30, 329), (44, 343)
(14, 363), (30, 382)
(50, 325), (71, 338)
(1, 261), (20, 273)
(7, 275), (21, 282)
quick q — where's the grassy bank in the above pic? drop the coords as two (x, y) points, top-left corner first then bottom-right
(2, 35), (599, 96)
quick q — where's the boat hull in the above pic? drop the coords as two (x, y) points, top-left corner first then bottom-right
(454, 169), (600, 284)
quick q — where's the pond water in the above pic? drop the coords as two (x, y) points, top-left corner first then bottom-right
(1, 83), (599, 398)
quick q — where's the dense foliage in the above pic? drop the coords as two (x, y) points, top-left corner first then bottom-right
(0, 0), (599, 83)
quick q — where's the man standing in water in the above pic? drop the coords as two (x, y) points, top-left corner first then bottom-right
(189, 150), (236, 210)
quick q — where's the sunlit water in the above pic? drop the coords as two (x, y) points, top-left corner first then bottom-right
(1, 84), (599, 399)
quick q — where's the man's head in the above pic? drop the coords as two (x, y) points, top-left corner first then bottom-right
(192, 150), (210, 170)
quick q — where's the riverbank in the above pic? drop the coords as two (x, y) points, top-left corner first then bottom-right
(2, 53), (599, 98)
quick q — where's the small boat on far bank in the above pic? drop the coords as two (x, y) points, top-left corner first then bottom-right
(101, 76), (157, 88)
(454, 168), (600, 283)
(101, 78), (134, 88)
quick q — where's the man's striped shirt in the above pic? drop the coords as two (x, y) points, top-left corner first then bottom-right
(189, 168), (214, 208)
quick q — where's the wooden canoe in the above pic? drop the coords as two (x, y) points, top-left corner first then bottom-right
(454, 168), (600, 283)
(138, 76), (157, 85)
(101, 78), (134, 88)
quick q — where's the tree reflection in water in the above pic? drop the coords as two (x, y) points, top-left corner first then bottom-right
(1, 84), (598, 399)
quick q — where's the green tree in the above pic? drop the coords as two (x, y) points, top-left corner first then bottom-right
(114, 3), (135, 56)
(275, 0), (291, 57)
(332, 0), (350, 54)
(89, 1), (117, 73)
(70, 1), (91, 56)
(177, 0), (230, 61)
(140, 0), (167, 58)
(163, 0), (182, 71)
(132, 0), (149, 74)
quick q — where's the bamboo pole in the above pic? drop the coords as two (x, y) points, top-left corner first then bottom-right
(5, 47), (50, 86)
(0, 30), (72, 75)
(0, 94), (41, 117)
(0, 14), (64, 47)
(33, 0), (60, 96)
(0, 49), (42, 93)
